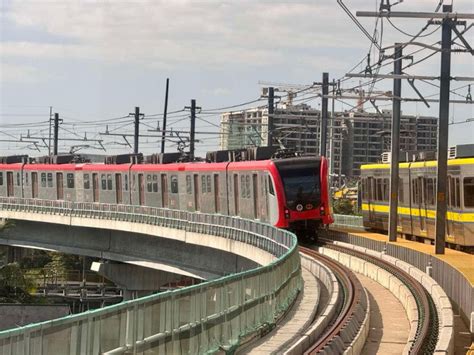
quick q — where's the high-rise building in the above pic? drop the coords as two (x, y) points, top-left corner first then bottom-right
(219, 105), (438, 182)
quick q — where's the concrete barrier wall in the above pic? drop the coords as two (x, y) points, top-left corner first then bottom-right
(285, 253), (341, 354)
(319, 246), (419, 355)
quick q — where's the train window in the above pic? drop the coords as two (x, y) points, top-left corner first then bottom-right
(41, 173), (46, 188)
(107, 174), (113, 190)
(268, 175), (275, 196)
(398, 178), (404, 203)
(0, 172), (3, 186)
(383, 178), (389, 201)
(464, 177), (474, 208)
(245, 175), (251, 198)
(412, 178), (419, 204)
(67, 173), (75, 188)
(25, 173), (28, 186)
(376, 178), (382, 201)
(207, 175), (212, 193)
(201, 175), (206, 194)
(124, 175), (128, 191)
(186, 175), (192, 194)
(171, 175), (178, 193)
(152, 175), (158, 193)
(17, 173), (20, 186)
(147, 174), (152, 193)
(84, 174), (90, 189)
(47, 173), (53, 188)
(425, 178), (435, 205)
(241, 175), (245, 198)
(101, 174), (106, 190)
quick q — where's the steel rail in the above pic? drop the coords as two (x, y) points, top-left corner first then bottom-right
(322, 242), (438, 354)
(299, 246), (364, 354)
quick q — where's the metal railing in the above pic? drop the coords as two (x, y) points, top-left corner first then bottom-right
(331, 214), (365, 230)
(0, 198), (302, 355)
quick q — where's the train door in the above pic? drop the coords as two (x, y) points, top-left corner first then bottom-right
(161, 174), (168, 207)
(138, 174), (145, 205)
(233, 174), (239, 215)
(253, 174), (259, 219)
(115, 174), (123, 204)
(6, 172), (13, 197)
(193, 174), (200, 211)
(92, 173), (99, 202)
(31, 172), (38, 198)
(214, 174), (220, 213)
(56, 173), (64, 200)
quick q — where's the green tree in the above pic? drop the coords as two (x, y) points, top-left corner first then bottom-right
(333, 198), (355, 215)
(0, 263), (34, 303)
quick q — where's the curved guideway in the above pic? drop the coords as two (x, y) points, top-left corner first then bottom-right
(357, 273), (409, 354)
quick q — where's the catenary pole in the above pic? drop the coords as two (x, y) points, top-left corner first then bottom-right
(389, 44), (403, 242)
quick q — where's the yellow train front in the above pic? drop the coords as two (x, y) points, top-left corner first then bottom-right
(360, 145), (474, 250)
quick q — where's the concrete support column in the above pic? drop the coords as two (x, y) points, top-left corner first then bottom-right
(91, 262), (190, 300)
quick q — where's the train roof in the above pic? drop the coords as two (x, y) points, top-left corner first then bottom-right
(361, 157), (474, 170)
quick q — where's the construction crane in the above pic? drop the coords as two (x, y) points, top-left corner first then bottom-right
(258, 81), (317, 107)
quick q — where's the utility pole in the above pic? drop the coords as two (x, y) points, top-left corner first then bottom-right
(320, 73), (329, 156)
(131, 107), (144, 154)
(355, 4), (473, 255)
(184, 99), (200, 160)
(161, 78), (170, 154)
(267, 87), (274, 147)
(329, 78), (336, 183)
(48, 106), (52, 156)
(435, 5), (454, 255)
(53, 113), (60, 156)
(388, 44), (403, 242)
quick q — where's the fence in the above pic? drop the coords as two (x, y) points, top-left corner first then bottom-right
(0, 198), (302, 355)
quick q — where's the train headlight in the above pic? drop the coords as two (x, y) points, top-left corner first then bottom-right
(296, 204), (304, 212)
(305, 203), (313, 210)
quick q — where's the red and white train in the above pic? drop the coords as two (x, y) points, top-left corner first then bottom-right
(0, 150), (333, 237)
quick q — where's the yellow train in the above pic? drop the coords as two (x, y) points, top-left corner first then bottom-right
(360, 146), (474, 250)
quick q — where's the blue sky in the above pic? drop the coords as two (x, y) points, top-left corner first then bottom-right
(0, 0), (472, 156)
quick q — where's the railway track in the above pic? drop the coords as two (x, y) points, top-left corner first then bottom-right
(298, 246), (367, 354)
(319, 241), (439, 354)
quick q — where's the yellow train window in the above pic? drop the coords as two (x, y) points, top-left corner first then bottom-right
(464, 177), (474, 208)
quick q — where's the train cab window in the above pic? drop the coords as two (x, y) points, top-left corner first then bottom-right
(206, 175), (212, 193)
(268, 175), (275, 196)
(147, 175), (152, 193)
(0, 172), (3, 185)
(67, 173), (74, 188)
(17, 173), (20, 186)
(463, 177), (474, 208)
(152, 175), (158, 193)
(41, 173), (46, 188)
(124, 175), (129, 191)
(170, 175), (178, 193)
(107, 174), (113, 190)
(84, 174), (90, 189)
(47, 173), (53, 188)
(101, 174), (106, 190)
(186, 175), (192, 194)
(201, 175), (206, 194)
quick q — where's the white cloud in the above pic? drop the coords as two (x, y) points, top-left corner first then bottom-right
(0, 62), (45, 83)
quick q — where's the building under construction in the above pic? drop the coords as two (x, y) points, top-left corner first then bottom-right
(219, 104), (438, 182)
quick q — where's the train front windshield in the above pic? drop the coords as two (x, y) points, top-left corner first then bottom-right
(277, 161), (321, 211)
